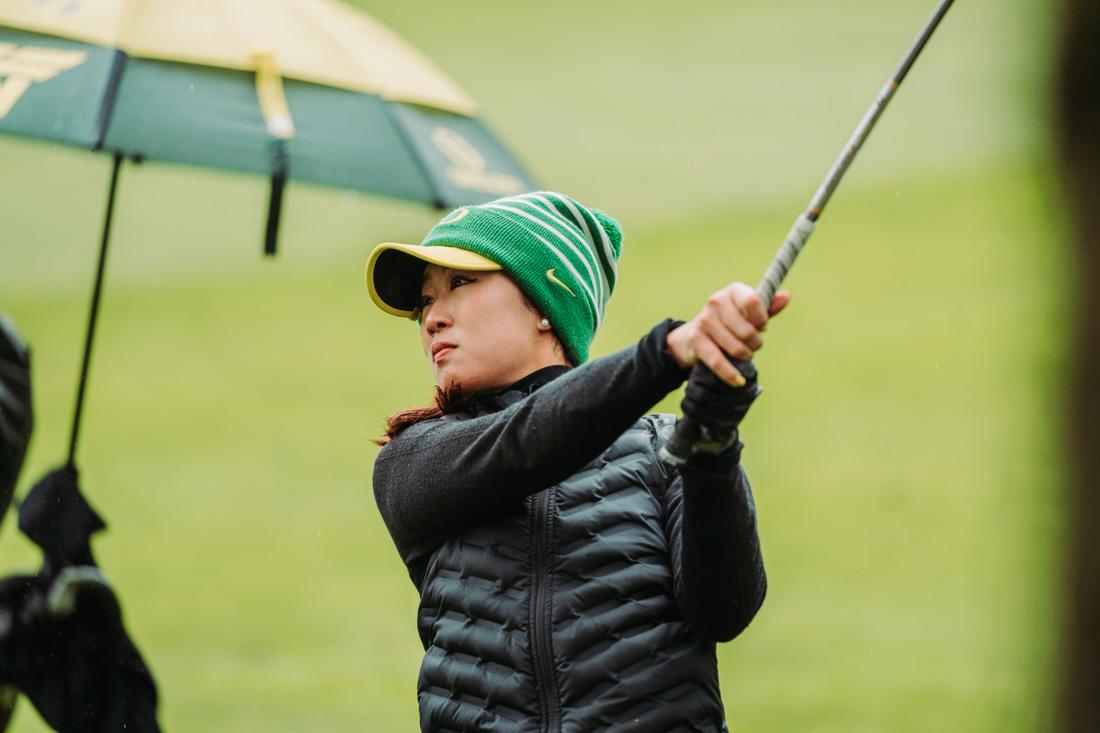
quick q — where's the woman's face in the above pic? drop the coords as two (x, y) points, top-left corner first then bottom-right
(418, 265), (562, 393)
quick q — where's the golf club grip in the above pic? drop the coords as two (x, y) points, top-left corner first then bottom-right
(661, 214), (808, 466)
(756, 212), (816, 308)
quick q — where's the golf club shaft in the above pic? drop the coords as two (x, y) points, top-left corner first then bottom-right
(662, 0), (956, 468)
(756, 0), (956, 307)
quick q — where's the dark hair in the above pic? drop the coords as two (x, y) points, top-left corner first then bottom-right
(375, 384), (469, 446)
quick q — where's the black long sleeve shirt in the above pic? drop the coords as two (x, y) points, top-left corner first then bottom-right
(373, 319), (766, 642)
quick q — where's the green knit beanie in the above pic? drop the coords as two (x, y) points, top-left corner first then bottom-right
(366, 191), (623, 364)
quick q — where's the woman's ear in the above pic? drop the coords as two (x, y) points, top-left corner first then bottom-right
(535, 315), (572, 365)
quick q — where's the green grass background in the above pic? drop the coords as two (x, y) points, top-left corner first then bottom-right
(0, 0), (1067, 730)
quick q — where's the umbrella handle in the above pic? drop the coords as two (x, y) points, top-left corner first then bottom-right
(253, 48), (295, 258)
(264, 145), (287, 257)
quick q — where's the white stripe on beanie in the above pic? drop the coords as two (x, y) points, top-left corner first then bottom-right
(528, 193), (611, 306)
(542, 192), (618, 286)
(497, 215), (603, 327)
(481, 201), (606, 308)
(502, 196), (608, 306)
(491, 192), (616, 306)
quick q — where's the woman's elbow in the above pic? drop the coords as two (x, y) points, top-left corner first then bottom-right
(694, 575), (768, 643)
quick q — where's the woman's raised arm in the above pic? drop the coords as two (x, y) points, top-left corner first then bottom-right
(373, 319), (688, 569)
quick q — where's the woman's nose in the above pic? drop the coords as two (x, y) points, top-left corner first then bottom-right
(425, 307), (453, 336)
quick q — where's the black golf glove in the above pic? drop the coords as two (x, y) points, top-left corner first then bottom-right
(677, 358), (762, 460)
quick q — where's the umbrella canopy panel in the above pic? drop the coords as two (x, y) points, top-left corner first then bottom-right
(0, 26), (535, 208)
(0, 0), (478, 115)
(0, 28), (115, 148)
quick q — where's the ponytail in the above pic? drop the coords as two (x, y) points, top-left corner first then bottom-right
(375, 384), (469, 446)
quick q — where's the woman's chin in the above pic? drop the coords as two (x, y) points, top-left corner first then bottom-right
(438, 370), (504, 396)
(434, 363), (475, 394)
(433, 353), (520, 395)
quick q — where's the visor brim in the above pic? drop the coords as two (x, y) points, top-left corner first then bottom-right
(365, 243), (502, 318)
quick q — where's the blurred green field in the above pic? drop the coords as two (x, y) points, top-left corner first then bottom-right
(0, 0), (1065, 731)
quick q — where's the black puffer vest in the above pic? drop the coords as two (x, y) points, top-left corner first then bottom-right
(414, 393), (728, 732)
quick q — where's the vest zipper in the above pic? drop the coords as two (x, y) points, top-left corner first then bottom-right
(530, 488), (561, 732)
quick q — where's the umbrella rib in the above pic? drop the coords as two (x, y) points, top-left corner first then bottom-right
(380, 103), (445, 210)
(91, 49), (127, 152)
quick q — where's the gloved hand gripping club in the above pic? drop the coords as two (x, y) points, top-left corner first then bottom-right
(659, 359), (761, 467)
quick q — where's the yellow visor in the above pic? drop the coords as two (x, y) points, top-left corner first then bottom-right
(365, 242), (501, 318)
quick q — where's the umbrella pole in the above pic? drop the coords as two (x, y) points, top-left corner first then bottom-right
(68, 152), (123, 468)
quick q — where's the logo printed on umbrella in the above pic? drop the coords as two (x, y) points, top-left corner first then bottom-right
(431, 127), (525, 196)
(0, 44), (87, 120)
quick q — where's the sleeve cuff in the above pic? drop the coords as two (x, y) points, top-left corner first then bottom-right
(638, 319), (691, 393)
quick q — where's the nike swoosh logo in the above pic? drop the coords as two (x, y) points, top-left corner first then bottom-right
(546, 269), (576, 297)
(439, 207), (469, 225)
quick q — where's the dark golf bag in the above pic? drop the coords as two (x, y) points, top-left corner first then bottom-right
(0, 316), (32, 531)
(0, 316), (161, 732)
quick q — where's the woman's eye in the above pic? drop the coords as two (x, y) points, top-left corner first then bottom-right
(419, 295), (434, 311)
(451, 275), (473, 289)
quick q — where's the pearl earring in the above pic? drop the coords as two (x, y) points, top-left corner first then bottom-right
(539, 318), (551, 330)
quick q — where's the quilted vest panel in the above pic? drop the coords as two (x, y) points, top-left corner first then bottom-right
(416, 415), (728, 733)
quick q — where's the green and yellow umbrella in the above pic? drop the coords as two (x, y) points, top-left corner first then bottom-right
(0, 0), (537, 463)
(0, 0), (535, 247)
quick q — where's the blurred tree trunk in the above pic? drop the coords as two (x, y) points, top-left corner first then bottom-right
(0, 687), (13, 730)
(1059, 0), (1100, 730)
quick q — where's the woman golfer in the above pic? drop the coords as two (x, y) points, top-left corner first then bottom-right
(366, 191), (789, 732)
